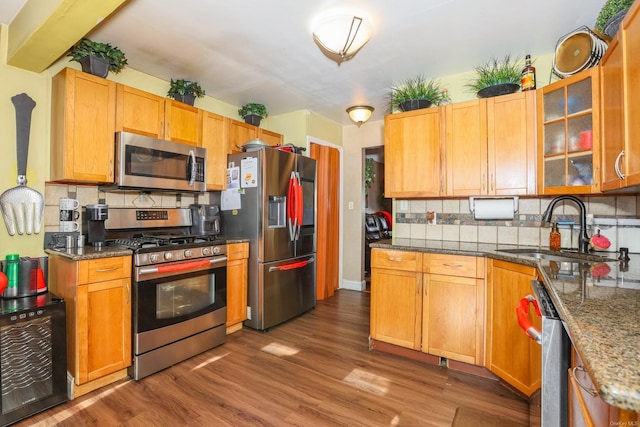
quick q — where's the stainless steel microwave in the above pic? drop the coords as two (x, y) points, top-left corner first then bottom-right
(115, 132), (207, 192)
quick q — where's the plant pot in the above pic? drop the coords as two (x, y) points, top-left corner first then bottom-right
(79, 55), (110, 78)
(603, 8), (629, 38)
(244, 114), (262, 127)
(477, 83), (520, 99)
(399, 100), (432, 112)
(172, 94), (196, 106)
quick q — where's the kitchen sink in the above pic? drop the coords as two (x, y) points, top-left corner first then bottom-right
(496, 248), (616, 263)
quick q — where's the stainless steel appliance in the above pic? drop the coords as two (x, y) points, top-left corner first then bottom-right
(103, 208), (226, 380)
(82, 203), (108, 247)
(222, 147), (316, 331)
(0, 294), (66, 426)
(113, 132), (207, 192)
(518, 280), (571, 427)
(189, 203), (220, 236)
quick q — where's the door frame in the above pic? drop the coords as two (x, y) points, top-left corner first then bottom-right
(306, 136), (343, 293)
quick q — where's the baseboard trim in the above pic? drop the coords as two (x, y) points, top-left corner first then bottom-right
(340, 279), (365, 291)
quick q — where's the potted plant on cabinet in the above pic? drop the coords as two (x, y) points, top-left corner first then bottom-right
(466, 54), (522, 98)
(238, 103), (268, 126)
(389, 75), (444, 112)
(67, 38), (128, 78)
(167, 79), (206, 106)
(596, 0), (634, 37)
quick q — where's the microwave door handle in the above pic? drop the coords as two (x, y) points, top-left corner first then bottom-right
(187, 150), (196, 186)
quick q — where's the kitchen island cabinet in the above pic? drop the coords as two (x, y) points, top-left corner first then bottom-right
(486, 259), (541, 397)
(226, 242), (249, 333)
(48, 254), (131, 399)
(116, 84), (202, 145)
(601, 0), (640, 191)
(370, 249), (422, 349)
(51, 67), (116, 183)
(422, 254), (485, 365)
(384, 107), (444, 198)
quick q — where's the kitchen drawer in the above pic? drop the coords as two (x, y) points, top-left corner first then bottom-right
(371, 249), (422, 272)
(78, 256), (131, 284)
(227, 242), (249, 261)
(424, 253), (481, 278)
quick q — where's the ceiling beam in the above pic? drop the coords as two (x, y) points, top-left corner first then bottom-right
(7, 0), (128, 72)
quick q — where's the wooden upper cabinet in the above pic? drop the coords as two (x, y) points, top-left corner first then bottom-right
(116, 84), (201, 146)
(228, 119), (258, 154)
(51, 67), (116, 183)
(384, 107), (444, 198)
(445, 91), (536, 196)
(537, 67), (601, 194)
(201, 111), (229, 190)
(445, 100), (487, 196)
(603, 0), (640, 190)
(487, 91), (537, 195)
(258, 128), (284, 146)
(164, 99), (202, 146)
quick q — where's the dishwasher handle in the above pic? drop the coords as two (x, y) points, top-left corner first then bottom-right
(516, 295), (542, 344)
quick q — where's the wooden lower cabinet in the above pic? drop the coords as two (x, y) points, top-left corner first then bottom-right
(422, 254), (485, 365)
(569, 346), (639, 426)
(486, 259), (541, 397)
(370, 249), (422, 350)
(226, 242), (249, 332)
(49, 255), (132, 398)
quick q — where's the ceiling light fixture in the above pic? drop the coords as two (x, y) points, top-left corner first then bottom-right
(346, 105), (374, 127)
(313, 15), (373, 65)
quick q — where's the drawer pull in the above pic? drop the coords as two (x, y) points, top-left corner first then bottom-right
(442, 263), (463, 268)
(387, 256), (404, 262)
(95, 267), (119, 273)
(572, 366), (598, 397)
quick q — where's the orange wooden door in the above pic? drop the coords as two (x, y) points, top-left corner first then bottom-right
(310, 143), (340, 300)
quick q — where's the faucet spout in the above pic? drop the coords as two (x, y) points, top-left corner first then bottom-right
(541, 195), (590, 253)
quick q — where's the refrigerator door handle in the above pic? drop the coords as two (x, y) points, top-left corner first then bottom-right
(268, 256), (315, 272)
(295, 172), (303, 240)
(287, 172), (296, 241)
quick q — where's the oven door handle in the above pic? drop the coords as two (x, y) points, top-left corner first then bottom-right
(138, 257), (227, 276)
(269, 256), (314, 272)
(516, 295), (542, 344)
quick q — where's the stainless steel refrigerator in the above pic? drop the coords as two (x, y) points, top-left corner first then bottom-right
(222, 147), (316, 330)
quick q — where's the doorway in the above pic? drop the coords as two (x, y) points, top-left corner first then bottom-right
(363, 146), (391, 291)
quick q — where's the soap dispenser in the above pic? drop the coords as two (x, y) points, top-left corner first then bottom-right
(549, 223), (561, 251)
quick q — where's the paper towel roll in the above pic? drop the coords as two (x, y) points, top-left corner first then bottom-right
(472, 197), (516, 220)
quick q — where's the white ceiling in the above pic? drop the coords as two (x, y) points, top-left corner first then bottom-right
(2, 0), (606, 125)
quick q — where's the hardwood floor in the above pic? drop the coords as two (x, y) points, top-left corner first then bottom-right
(17, 290), (530, 426)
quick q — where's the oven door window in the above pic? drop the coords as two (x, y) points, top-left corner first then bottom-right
(136, 268), (226, 333)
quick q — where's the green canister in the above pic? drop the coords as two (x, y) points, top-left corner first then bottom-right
(4, 254), (19, 297)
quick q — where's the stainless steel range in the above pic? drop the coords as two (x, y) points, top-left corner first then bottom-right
(103, 207), (227, 380)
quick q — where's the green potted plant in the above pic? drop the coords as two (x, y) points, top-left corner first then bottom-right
(466, 54), (522, 98)
(167, 79), (206, 106)
(67, 38), (128, 78)
(238, 103), (268, 126)
(596, 0), (634, 37)
(389, 75), (444, 112)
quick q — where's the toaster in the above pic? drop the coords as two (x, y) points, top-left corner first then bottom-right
(189, 204), (221, 236)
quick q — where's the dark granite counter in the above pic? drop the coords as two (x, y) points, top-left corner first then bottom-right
(45, 245), (133, 260)
(370, 239), (640, 412)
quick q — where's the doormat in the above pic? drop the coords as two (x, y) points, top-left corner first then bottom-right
(451, 406), (518, 427)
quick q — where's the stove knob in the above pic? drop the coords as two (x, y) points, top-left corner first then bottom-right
(184, 249), (193, 258)
(212, 246), (222, 255)
(164, 252), (173, 261)
(202, 247), (211, 256)
(149, 254), (160, 263)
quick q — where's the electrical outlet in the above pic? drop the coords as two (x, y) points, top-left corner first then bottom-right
(586, 214), (594, 225)
(399, 200), (409, 211)
(348, 201), (354, 210)
(427, 211), (437, 225)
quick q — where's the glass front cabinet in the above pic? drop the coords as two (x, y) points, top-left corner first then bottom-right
(537, 68), (601, 194)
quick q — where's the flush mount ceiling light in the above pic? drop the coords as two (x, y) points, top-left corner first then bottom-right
(313, 15), (373, 65)
(346, 105), (374, 127)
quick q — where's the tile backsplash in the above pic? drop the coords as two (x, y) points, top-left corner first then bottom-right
(394, 195), (640, 253)
(44, 183), (212, 233)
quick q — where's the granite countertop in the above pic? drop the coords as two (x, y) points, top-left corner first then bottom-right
(370, 238), (640, 412)
(45, 245), (133, 260)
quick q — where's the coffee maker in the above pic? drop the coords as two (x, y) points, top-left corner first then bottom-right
(189, 204), (220, 236)
(83, 204), (109, 247)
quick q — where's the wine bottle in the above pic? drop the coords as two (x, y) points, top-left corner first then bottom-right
(521, 54), (536, 91)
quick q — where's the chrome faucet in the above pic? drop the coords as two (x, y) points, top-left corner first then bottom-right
(541, 195), (591, 253)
